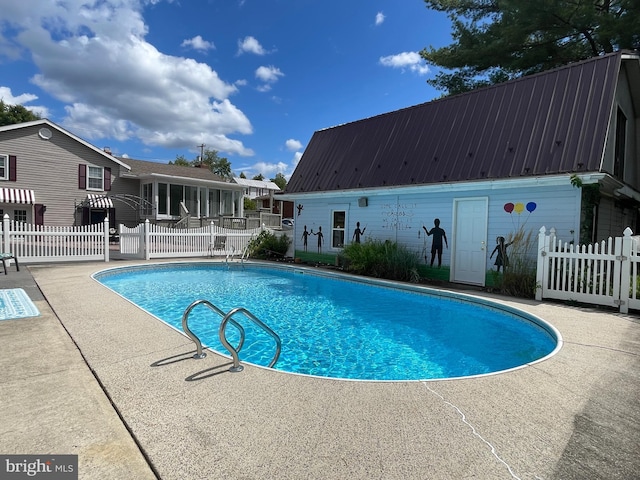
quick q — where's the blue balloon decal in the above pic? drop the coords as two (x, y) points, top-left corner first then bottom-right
(526, 202), (537, 213)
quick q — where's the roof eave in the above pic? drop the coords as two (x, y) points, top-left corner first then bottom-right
(279, 174), (610, 200)
(0, 119), (132, 171)
(122, 172), (244, 190)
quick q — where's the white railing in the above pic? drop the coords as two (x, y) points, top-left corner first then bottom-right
(119, 219), (263, 259)
(536, 226), (640, 313)
(1, 214), (109, 263)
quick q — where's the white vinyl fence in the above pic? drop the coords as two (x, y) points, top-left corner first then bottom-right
(536, 226), (640, 313)
(119, 219), (263, 260)
(1, 215), (282, 264)
(1, 214), (109, 263)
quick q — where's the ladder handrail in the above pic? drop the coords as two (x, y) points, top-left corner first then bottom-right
(181, 299), (245, 359)
(219, 306), (282, 372)
(181, 300), (281, 372)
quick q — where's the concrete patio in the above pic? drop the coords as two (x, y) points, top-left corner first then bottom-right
(1, 260), (639, 479)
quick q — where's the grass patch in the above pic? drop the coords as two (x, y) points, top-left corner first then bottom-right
(489, 227), (537, 298)
(339, 239), (421, 282)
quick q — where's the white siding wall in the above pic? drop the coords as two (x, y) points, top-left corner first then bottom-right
(291, 180), (581, 267)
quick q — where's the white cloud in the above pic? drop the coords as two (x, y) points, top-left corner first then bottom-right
(375, 12), (385, 26)
(0, 86), (51, 118)
(237, 36), (266, 55)
(0, 0), (254, 156)
(181, 35), (215, 52)
(285, 138), (302, 151)
(255, 65), (284, 83)
(249, 161), (289, 179)
(379, 52), (429, 75)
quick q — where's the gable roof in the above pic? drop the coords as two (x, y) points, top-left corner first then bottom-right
(233, 177), (281, 191)
(121, 157), (241, 188)
(286, 52), (628, 194)
(0, 119), (131, 170)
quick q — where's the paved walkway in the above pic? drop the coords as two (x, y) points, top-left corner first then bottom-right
(1, 260), (639, 479)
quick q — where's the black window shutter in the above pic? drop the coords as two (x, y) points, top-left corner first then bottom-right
(104, 167), (111, 191)
(34, 203), (45, 225)
(81, 207), (90, 225)
(78, 164), (86, 189)
(9, 155), (17, 181)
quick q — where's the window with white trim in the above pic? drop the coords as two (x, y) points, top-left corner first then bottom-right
(0, 154), (8, 180)
(87, 166), (104, 190)
(14, 209), (27, 223)
(331, 210), (346, 248)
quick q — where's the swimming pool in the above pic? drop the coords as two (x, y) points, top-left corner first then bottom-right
(95, 262), (560, 381)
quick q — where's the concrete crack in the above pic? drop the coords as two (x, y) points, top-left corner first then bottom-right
(423, 383), (523, 480)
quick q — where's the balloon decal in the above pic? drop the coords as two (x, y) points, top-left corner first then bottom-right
(503, 200), (537, 229)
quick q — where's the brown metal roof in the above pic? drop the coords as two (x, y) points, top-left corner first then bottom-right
(286, 52), (623, 194)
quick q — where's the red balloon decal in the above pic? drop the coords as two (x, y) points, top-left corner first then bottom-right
(504, 203), (514, 213)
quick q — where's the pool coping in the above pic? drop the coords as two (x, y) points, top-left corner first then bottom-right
(3, 259), (640, 479)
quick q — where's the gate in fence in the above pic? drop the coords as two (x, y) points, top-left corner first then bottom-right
(536, 226), (640, 313)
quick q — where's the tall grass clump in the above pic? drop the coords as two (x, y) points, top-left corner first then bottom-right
(493, 227), (537, 298)
(341, 239), (420, 282)
(247, 230), (291, 259)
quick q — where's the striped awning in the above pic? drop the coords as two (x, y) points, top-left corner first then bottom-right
(87, 194), (114, 208)
(0, 187), (36, 204)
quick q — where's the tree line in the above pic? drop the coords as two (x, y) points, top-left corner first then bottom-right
(421, 0), (639, 95)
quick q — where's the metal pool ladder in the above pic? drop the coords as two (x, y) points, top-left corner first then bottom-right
(181, 299), (281, 372)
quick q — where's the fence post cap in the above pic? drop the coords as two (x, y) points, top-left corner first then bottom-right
(623, 227), (633, 237)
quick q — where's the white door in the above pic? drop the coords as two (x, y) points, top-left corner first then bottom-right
(452, 197), (488, 285)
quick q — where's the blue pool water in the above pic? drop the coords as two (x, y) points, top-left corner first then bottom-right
(95, 263), (559, 381)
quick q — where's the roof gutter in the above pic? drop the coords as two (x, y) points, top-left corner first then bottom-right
(279, 174), (595, 201)
(121, 172), (244, 190)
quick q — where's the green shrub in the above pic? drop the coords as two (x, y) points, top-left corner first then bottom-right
(244, 197), (257, 211)
(247, 230), (291, 259)
(341, 239), (420, 282)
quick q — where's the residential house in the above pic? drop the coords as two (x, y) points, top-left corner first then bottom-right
(0, 119), (245, 229)
(281, 51), (640, 286)
(233, 176), (295, 220)
(234, 177), (281, 200)
(121, 158), (244, 227)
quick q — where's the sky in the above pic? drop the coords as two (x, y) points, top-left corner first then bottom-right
(0, 0), (453, 180)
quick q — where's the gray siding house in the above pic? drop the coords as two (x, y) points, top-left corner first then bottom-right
(0, 119), (244, 228)
(282, 51), (640, 286)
